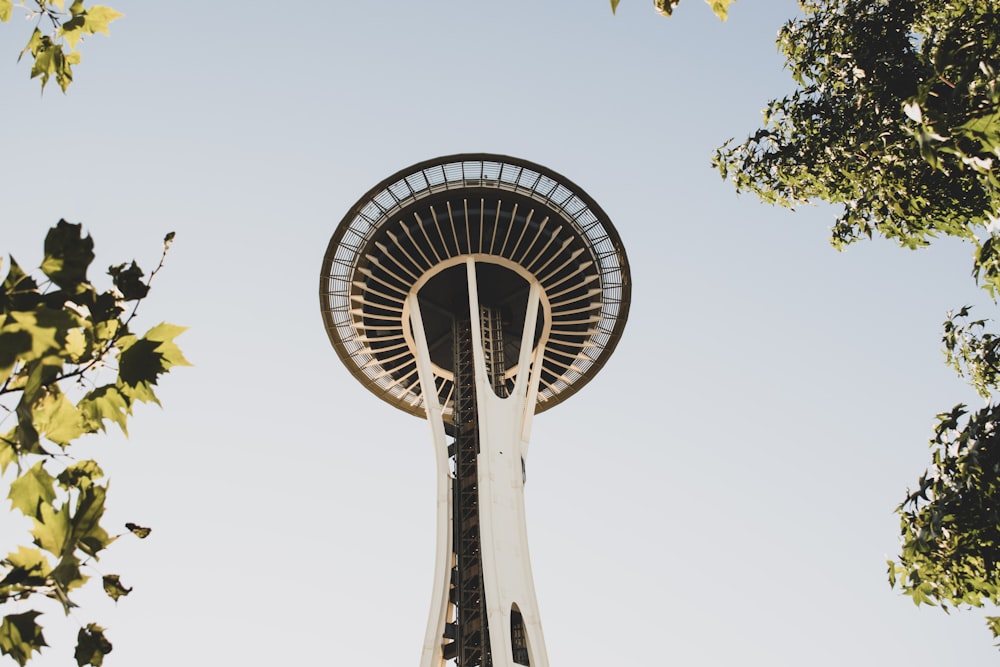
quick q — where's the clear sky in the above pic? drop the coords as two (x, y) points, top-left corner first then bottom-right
(2, 1), (998, 665)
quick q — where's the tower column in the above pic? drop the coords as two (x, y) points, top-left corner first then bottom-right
(465, 259), (549, 667)
(410, 258), (550, 667)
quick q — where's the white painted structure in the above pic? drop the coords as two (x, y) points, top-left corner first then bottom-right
(320, 155), (630, 667)
(410, 260), (547, 667)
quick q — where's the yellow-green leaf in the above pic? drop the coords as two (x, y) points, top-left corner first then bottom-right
(0, 0), (12, 23)
(7, 311), (61, 361)
(0, 611), (47, 666)
(60, 23), (85, 50)
(144, 322), (191, 368)
(654, 0), (680, 16)
(75, 623), (111, 667)
(50, 552), (87, 594)
(0, 438), (15, 475)
(32, 501), (71, 557)
(9, 462), (57, 517)
(124, 522), (150, 538)
(64, 327), (88, 361)
(78, 386), (130, 434)
(33, 390), (87, 447)
(2, 546), (52, 584)
(83, 6), (123, 35)
(101, 574), (130, 601)
(706, 0), (734, 20)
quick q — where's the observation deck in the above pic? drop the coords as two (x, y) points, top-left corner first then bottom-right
(319, 154), (631, 421)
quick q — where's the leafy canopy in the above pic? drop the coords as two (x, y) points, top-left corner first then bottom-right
(1, 222), (186, 666)
(0, 1), (123, 92)
(707, 0), (1000, 642)
(714, 0), (1000, 293)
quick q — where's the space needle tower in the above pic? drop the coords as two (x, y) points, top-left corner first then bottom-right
(320, 154), (630, 667)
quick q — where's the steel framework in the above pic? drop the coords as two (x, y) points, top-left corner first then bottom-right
(319, 154), (630, 667)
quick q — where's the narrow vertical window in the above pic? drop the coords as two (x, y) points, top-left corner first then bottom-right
(511, 604), (530, 666)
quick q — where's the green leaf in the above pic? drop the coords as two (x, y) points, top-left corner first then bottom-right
(0, 0), (11, 23)
(0, 546), (52, 589)
(83, 6), (123, 35)
(144, 322), (191, 367)
(6, 309), (67, 361)
(0, 329), (32, 372)
(117, 323), (189, 389)
(107, 261), (148, 301)
(64, 326), (88, 361)
(41, 221), (94, 292)
(9, 462), (57, 517)
(2, 256), (39, 301)
(78, 385), (131, 434)
(610, 0), (620, 14)
(101, 575), (131, 601)
(49, 552), (86, 600)
(654, 0), (680, 16)
(987, 616), (1000, 641)
(33, 390), (87, 448)
(19, 29), (43, 63)
(124, 522), (151, 538)
(74, 624), (111, 667)
(706, 0), (734, 20)
(0, 612), (47, 667)
(0, 438), (14, 475)
(60, 15), (86, 49)
(116, 338), (165, 388)
(57, 460), (104, 491)
(70, 483), (112, 559)
(32, 501), (71, 558)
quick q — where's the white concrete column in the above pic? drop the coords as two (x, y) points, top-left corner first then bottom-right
(410, 292), (453, 667)
(465, 258), (550, 667)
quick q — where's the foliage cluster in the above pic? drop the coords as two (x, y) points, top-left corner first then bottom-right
(0, 222), (187, 665)
(714, 0), (1000, 293)
(0, 0), (122, 91)
(887, 307), (1000, 632)
(708, 0), (1000, 640)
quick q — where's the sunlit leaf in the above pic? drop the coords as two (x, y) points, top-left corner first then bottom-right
(74, 623), (111, 667)
(101, 575), (130, 601)
(8, 462), (57, 517)
(59, 461), (104, 489)
(0, 611), (47, 667)
(78, 385), (131, 434)
(0, 546), (51, 589)
(32, 501), (71, 558)
(33, 390), (87, 448)
(84, 6), (123, 35)
(706, 0), (734, 21)
(124, 522), (151, 539)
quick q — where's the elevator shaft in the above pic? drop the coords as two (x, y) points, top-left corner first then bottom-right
(445, 306), (509, 667)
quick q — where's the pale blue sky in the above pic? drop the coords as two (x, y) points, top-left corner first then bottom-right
(2, 1), (997, 665)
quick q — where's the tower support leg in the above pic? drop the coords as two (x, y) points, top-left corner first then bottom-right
(410, 258), (550, 667)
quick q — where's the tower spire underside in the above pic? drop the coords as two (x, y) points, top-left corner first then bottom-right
(319, 155), (631, 667)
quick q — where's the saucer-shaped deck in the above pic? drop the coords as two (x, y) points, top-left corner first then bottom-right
(320, 154), (630, 421)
